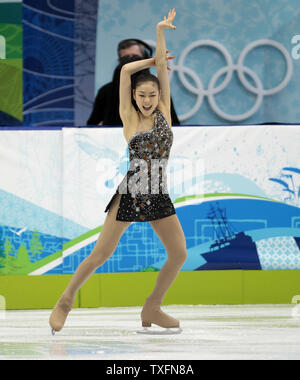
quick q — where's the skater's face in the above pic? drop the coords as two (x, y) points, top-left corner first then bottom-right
(133, 81), (161, 117)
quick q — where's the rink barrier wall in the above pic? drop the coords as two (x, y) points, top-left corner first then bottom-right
(1, 270), (300, 309)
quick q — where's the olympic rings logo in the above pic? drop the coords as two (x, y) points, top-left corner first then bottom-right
(147, 39), (293, 122)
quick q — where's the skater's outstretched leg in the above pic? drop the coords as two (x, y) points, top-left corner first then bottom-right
(141, 214), (187, 329)
(49, 195), (131, 333)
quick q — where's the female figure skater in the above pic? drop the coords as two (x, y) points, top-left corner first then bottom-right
(49, 8), (187, 334)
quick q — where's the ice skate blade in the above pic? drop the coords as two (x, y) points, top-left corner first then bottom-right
(51, 328), (56, 336)
(136, 327), (182, 335)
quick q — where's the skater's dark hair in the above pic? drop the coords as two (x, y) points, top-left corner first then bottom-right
(132, 71), (161, 91)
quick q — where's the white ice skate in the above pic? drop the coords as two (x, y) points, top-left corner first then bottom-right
(136, 325), (183, 335)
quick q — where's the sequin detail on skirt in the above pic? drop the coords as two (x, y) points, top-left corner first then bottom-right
(104, 109), (176, 222)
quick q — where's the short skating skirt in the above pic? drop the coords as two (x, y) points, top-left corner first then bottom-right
(104, 190), (176, 222)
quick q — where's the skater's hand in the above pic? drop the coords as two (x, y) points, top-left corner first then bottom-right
(157, 8), (176, 30)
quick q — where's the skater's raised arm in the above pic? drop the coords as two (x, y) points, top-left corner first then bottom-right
(156, 8), (176, 126)
(119, 58), (155, 123)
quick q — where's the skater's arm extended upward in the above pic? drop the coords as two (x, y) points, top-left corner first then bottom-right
(156, 8), (176, 126)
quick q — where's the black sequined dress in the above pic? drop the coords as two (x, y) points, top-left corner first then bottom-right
(104, 109), (176, 222)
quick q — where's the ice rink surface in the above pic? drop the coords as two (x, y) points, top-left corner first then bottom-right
(0, 304), (300, 360)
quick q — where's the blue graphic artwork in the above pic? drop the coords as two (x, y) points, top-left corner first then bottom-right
(269, 167), (300, 205)
(23, 0), (75, 126)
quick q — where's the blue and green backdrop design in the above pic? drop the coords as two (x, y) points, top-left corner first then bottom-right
(0, 0), (23, 125)
(0, 0), (98, 127)
(22, 0), (75, 127)
(1, 0), (300, 126)
(0, 125), (300, 276)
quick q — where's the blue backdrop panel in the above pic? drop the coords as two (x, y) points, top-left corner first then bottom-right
(96, 0), (300, 125)
(23, 0), (75, 126)
(0, 0), (300, 126)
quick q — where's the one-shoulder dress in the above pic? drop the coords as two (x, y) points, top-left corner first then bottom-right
(104, 109), (176, 222)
